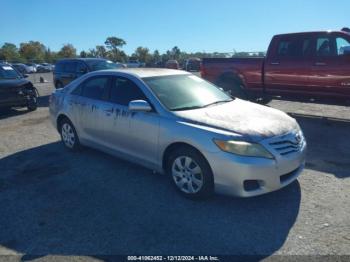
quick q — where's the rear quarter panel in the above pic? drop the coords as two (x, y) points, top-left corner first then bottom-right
(201, 58), (264, 91)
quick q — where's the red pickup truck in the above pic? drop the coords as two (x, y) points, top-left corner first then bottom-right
(201, 30), (350, 100)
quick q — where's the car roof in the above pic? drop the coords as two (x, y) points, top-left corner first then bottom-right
(57, 58), (109, 63)
(98, 68), (190, 78)
(274, 30), (349, 37)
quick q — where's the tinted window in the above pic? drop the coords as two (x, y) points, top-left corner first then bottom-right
(277, 37), (311, 57)
(336, 37), (350, 55)
(76, 62), (88, 73)
(64, 61), (77, 73)
(81, 76), (110, 100)
(110, 77), (147, 106)
(0, 65), (21, 80)
(55, 62), (64, 72)
(85, 60), (120, 71)
(316, 37), (334, 56)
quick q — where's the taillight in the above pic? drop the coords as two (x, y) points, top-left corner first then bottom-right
(200, 63), (206, 78)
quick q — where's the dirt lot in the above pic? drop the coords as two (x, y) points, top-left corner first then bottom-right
(0, 73), (349, 261)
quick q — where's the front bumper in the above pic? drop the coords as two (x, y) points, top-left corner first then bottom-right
(205, 142), (306, 197)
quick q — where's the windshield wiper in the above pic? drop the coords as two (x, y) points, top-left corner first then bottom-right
(172, 105), (204, 111)
(203, 99), (233, 108)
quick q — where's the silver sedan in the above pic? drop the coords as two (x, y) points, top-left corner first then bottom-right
(49, 68), (306, 198)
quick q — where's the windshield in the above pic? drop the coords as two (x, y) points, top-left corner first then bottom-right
(0, 65), (22, 80)
(86, 60), (119, 71)
(143, 74), (233, 111)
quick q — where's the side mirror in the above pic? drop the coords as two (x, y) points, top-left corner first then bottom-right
(340, 46), (350, 56)
(79, 68), (87, 74)
(23, 74), (29, 78)
(128, 100), (152, 112)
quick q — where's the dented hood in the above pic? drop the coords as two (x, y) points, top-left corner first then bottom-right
(174, 99), (299, 142)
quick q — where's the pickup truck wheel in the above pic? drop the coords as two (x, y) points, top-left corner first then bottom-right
(216, 76), (248, 100)
(166, 146), (214, 199)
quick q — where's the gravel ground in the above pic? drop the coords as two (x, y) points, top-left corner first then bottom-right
(0, 73), (349, 261)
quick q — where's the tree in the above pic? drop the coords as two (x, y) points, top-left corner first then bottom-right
(171, 46), (181, 60)
(58, 44), (77, 58)
(0, 43), (21, 62)
(104, 36), (127, 62)
(80, 50), (88, 58)
(95, 45), (108, 58)
(132, 46), (151, 64)
(19, 41), (46, 62)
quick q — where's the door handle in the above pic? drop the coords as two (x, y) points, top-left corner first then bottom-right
(270, 62), (280, 65)
(314, 62), (327, 66)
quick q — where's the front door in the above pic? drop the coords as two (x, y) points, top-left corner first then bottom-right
(106, 76), (160, 166)
(310, 34), (350, 97)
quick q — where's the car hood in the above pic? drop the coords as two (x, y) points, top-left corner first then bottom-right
(0, 78), (31, 89)
(173, 99), (299, 142)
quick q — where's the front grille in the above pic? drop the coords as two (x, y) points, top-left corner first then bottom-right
(268, 132), (304, 156)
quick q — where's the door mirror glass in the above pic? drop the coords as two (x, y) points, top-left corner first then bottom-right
(128, 100), (152, 112)
(340, 46), (350, 56)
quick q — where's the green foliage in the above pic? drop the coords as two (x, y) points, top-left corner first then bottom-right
(1, 36), (265, 65)
(58, 44), (77, 58)
(19, 41), (46, 62)
(0, 43), (23, 62)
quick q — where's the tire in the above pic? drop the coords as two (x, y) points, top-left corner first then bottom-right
(166, 146), (214, 199)
(27, 92), (38, 111)
(55, 81), (63, 89)
(216, 75), (248, 100)
(59, 118), (80, 151)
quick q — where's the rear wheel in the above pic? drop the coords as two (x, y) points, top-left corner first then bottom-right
(216, 75), (248, 100)
(55, 81), (63, 89)
(166, 146), (214, 199)
(59, 118), (80, 151)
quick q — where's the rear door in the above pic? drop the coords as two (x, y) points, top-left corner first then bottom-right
(75, 75), (112, 144)
(61, 61), (77, 86)
(265, 34), (313, 94)
(310, 33), (350, 96)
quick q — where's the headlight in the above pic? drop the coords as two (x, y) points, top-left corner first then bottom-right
(213, 139), (274, 159)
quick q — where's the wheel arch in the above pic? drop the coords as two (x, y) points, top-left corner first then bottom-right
(161, 142), (213, 174)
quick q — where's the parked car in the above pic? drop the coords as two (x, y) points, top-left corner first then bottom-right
(54, 58), (125, 88)
(37, 63), (54, 73)
(11, 63), (31, 74)
(49, 68), (306, 198)
(185, 58), (201, 71)
(126, 60), (144, 68)
(24, 63), (37, 73)
(165, 60), (180, 69)
(0, 63), (38, 111)
(201, 30), (350, 99)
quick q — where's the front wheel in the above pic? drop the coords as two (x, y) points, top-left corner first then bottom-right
(167, 147), (214, 199)
(59, 118), (80, 151)
(27, 92), (38, 111)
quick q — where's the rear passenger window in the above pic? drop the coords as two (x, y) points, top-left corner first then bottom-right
(110, 77), (147, 106)
(277, 37), (311, 58)
(81, 76), (110, 100)
(64, 62), (77, 73)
